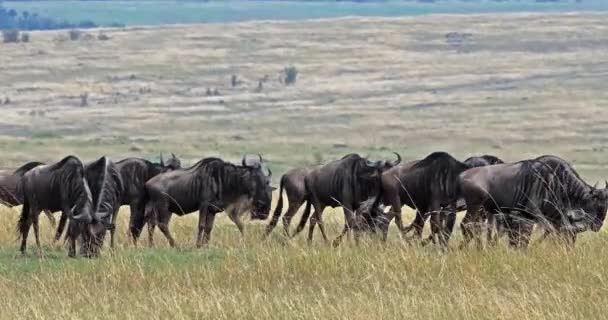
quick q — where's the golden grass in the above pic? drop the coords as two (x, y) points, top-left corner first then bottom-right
(1, 204), (608, 320)
(1, 12), (608, 319)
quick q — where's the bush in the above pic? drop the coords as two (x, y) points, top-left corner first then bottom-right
(20, 32), (30, 43)
(68, 29), (81, 41)
(2, 29), (19, 43)
(80, 92), (88, 107)
(283, 66), (298, 85)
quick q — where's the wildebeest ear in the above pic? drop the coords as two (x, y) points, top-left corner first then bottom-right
(605, 180), (608, 189)
(171, 152), (177, 159)
(242, 155), (248, 167)
(271, 186), (277, 191)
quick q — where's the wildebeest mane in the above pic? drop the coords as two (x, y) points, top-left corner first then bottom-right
(409, 152), (468, 205)
(49, 156), (91, 217)
(86, 156), (124, 219)
(13, 161), (45, 176)
(511, 156), (590, 220)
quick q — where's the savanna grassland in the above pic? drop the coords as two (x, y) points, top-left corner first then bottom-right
(1, 13), (608, 319)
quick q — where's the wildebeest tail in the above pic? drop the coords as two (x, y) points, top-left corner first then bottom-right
(270, 175), (286, 221)
(130, 193), (150, 240)
(17, 197), (31, 236)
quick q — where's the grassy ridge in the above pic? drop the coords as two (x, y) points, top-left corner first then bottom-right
(1, 205), (608, 319)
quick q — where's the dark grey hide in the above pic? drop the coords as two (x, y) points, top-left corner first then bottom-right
(380, 152), (469, 247)
(133, 156), (273, 248)
(0, 161), (57, 225)
(115, 153), (181, 245)
(458, 155), (608, 249)
(18, 156), (94, 257)
(264, 166), (318, 238)
(56, 156), (124, 257)
(298, 153), (400, 246)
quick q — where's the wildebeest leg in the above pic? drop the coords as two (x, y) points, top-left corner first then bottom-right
(281, 200), (304, 237)
(388, 198), (405, 237)
(199, 212), (217, 247)
(196, 207), (208, 248)
(424, 211), (443, 247)
(128, 201), (143, 246)
(404, 210), (427, 240)
(332, 206), (358, 247)
(43, 210), (56, 227)
(442, 204), (457, 243)
(459, 205), (481, 250)
(227, 208), (244, 236)
(486, 212), (496, 245)
(308, 202), (327, 244)
(157, 209), (175, 248)
(32, 211), (43, 257)
(54, 212), (68, 242)
(292, 201), (313, 238)
(66, 222), (77, 258)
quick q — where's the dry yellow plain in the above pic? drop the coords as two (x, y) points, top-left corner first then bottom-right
(0, 13), (608, 319)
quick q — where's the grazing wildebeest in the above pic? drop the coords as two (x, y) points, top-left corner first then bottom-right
(264, 166), (317, 238)
(133, 156), (274, 248)
(0, 161), (56, 225)
(55, 156), (124, 256)
(381, 152), (469, 247)
(458, 155), (608, 249)
(116, 153), (181, 245)
(297, 153), (401, 246)
(18, 156), (98, 257)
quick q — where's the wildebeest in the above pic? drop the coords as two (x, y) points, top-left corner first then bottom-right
(264, 166), (317, 238)
(116, 153), (181, 245)
(132, 156), (274, 248)
(381, 152), (469, 246)
(463, 155), (504, 168)
(296, 153), (401, 246)
(0, 161), (56, 225)
(55, 156), (124, 256)
(18, 156), (97, 257)
(458, 155), (608, 249)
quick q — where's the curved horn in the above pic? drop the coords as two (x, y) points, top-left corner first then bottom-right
(160, 152), (165, 167)
(390, 152), (402, 166)
(267, 166), (272, 177)
(258, 154), (263, 163)
(242, 155), (248, 167)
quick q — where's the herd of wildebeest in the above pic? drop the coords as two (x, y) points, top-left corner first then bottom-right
(0, 150), (607, 258)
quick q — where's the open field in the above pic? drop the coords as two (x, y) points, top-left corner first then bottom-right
(1, 13), (608, 319)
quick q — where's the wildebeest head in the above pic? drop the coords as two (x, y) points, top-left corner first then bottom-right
(580, 182), (608, 232)
(464, 154), (504, 168)
(158, 152), (182, 173)
(77, 156), (122, 257)
(240, 154), (275, 220)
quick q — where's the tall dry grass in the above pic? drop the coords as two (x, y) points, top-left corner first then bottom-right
(0, 204), (607, 319)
